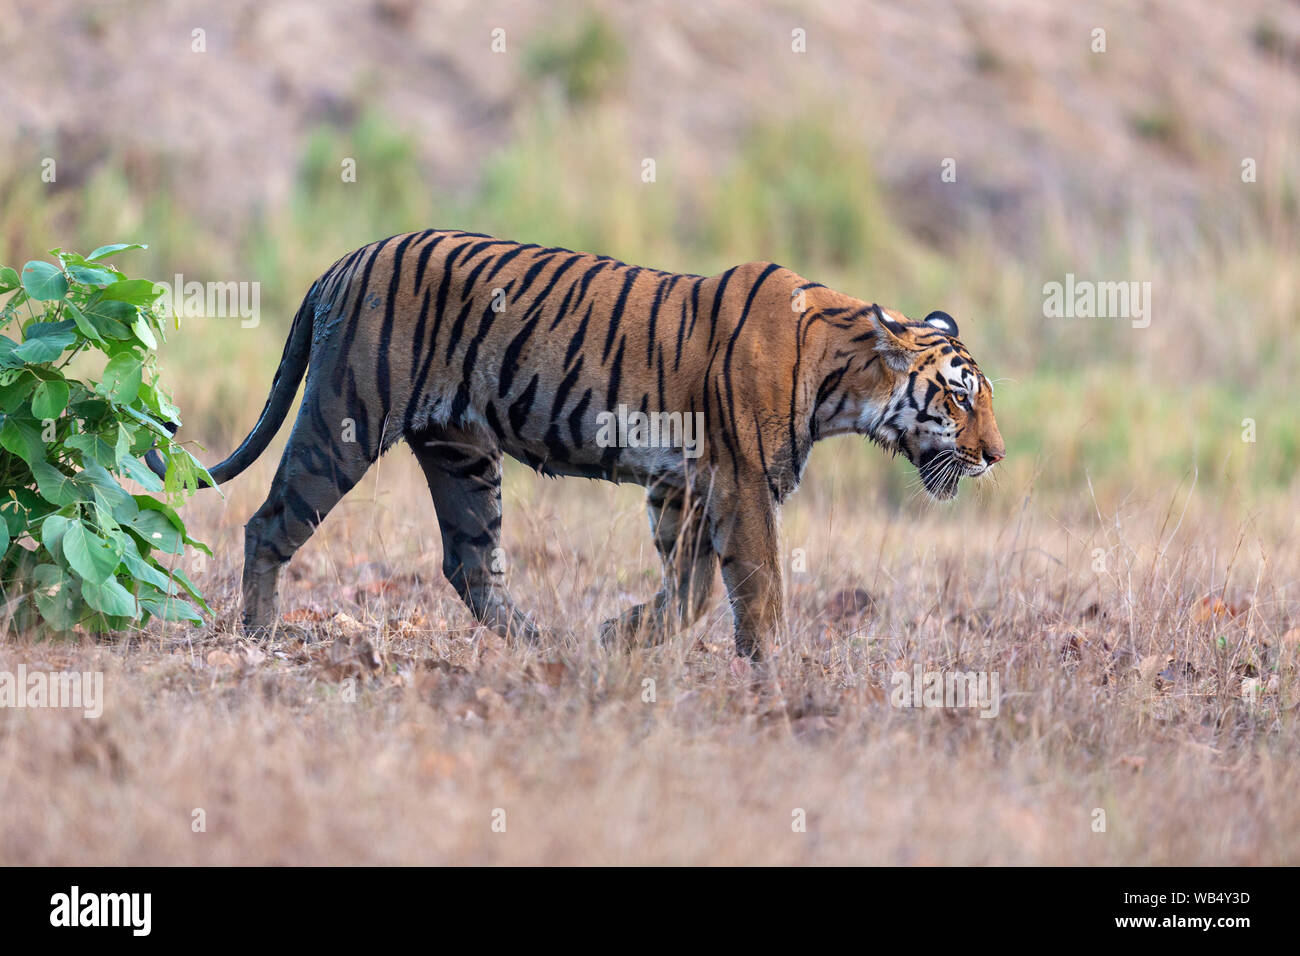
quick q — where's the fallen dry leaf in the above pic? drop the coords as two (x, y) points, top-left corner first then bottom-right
(328, 611), (369, 636)
(322, 631), (382, 682)
(206, 650), (241, 673)
(240, 645), (267, 668)
(1195, 596), (1248, 622)
(283, 606), (330, 623)
(530, 659), (571, 687)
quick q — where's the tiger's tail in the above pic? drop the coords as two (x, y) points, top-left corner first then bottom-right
(144, 285), (316, 487)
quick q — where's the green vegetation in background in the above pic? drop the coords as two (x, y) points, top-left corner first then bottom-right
(524, 8), (627, 105)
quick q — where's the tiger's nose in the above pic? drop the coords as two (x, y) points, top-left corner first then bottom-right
(984, 448), (1005, 464)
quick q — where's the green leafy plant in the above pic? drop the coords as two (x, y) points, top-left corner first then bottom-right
(0, 243), (211, 635)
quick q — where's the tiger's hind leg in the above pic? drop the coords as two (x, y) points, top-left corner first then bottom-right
(600, 483), (717, 647)
(241, 403), (379, 636)
(410, 426), (540, 643)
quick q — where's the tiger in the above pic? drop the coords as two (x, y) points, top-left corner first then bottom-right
(147, 229), (1005, 659)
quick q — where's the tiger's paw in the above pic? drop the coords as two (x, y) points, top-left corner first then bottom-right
(597, 608), (667, 649)
(483, 606), (545, 646)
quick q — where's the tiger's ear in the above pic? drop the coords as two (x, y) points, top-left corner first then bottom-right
(867, 304), (919, 370)
(924, 310), (959, 337)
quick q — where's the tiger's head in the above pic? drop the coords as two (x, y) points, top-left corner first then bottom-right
(857, 304), (1005, 500)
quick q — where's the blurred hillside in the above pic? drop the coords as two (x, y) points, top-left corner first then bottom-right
(1, 0), (1298, 506)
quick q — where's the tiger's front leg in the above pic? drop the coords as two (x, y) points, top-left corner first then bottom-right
(600, 484), (717, 647)
(707, 476), (785, 660)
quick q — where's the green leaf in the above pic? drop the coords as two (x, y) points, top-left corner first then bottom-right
(0, 336), (22, 370)
(30, 459), (81, 507)
(32, 563), (83, 631)
(99, 278), (161, 307)
(114, 422), (133, 464)
(165, 445), (216, 494)
(62, 521), (125, 584)
(0, 266), (20, 293)
(67, 264), (118, 287)
(31, 379), (70, 419)
(80, 294), (135, 339)
(0, 416), (48, 466)
(20, 261), (68, 301)
(81, 575), (137, 617)
(168, 565), (212, 613)
(65, 432), (117, 469)
(0, 371), (36, 412)
(97, 352), (143, 404)
(119, 452), (164, 491)
(140, 595), (203, 624)
(74, 464), (137, 520)
(131, 313), (158, 349)
(140, 382), (181, 423)
(12, 320), (78, 363)
(128, 507), (183, 554)
(87, 242), (147, 261)
(63, 300), (105, 344)
(119, 403), (169, 436)
(120, 542), (178, 593)
(40, 512), (75, 561)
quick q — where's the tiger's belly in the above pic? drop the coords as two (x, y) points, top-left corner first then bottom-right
(501, 430), (697, 487)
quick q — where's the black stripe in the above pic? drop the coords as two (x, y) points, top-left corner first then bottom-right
(508, 373), (540, 436)
(506, 253), (558, 318)
(458, 284), (512, 389)
(481, 242), (538, 283)
(547, 271), (583, 332)
(457, 253), (495, 305)
(564, 301), (594, 367)
(444, 295), (480, 364)
(497, 308), (546, 398)
(376, 232), (420, 409)
(332, 236), (397, 389)
(720, 264), (781, 476)
(707, 267), (737, 347)
(408, 229), (441, 292)
(574, 261), (609, 307)
(600, 336), (627, 465)
(519, 253), (581, 326)
(550, 356), (584, 418)
(404, 240), (470, 430)
(645, 274), (673, 368)
(484, 401), (505, 440)
(674, 289), (693, 372)
(602, 267), (640, 362)
(568, 388), (592, 447)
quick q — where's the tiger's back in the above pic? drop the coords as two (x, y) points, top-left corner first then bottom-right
(311, 229), (794, 486)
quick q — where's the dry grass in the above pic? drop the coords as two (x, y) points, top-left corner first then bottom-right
(1, 441), (1297, 865)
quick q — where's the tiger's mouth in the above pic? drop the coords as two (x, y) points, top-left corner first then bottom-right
(916, 450), (964, 500)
